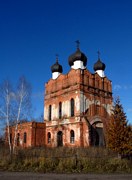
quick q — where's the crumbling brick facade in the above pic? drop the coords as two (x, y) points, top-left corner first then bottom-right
(5, 46), (113, 149)
(5, 122), (45, 148)
(44, 56), (112, 147)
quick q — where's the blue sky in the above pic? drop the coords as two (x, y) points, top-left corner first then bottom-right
(0, 0), (132, 123)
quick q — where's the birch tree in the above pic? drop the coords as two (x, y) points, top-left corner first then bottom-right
(0, 76), (32, 154)
(0, 80), (13, 154)
(13, 76), (32, 152)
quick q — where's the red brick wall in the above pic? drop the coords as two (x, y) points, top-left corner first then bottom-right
(5, 67), (112, 149)
(5, 122), (45, 148)
(44, 68), (112, 148)
(31, 122), (45, 147)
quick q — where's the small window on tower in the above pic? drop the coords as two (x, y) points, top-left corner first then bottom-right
(59, 102), (62, 119)
(71, 98), (74, 117)
(49, 105), (52, 121)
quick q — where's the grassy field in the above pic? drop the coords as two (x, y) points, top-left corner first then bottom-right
(0, 146), (131, 173)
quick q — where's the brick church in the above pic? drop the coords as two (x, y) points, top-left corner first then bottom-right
(6, 43), (113, 148)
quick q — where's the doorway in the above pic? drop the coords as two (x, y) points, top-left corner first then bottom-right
(91, 124), (105, 147)
(57, 131), (63, 147)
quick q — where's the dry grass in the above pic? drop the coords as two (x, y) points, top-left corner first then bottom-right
(0, 145), (131, 173)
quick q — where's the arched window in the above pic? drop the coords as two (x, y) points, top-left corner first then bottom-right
(24, 132), (27, 143)
(10, 133), (12, 144)
(49, 105), (52, 121)
(57, 131), (63, 147)
(17, 133), (20, 146)
(47, 132), (51, 144)
(70, 130), (75, 143)
(71, 98), (74, 117)
(59, 102), (62, 119)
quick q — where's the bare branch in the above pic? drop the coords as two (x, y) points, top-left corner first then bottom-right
(0, 76), (32, 154)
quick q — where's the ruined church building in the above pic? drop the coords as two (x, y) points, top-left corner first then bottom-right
(7, 42), (113, 148)
(44, 43), (112, 148)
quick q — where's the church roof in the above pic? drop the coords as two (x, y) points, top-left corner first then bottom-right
(68, 40), (87, 67)
(94, 58), (106, 71)
(68, 48), (87, 66)
(93, 51), (106, 71)
(51, 57), (63, 73)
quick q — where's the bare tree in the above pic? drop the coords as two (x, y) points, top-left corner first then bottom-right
(13, 76), (32, 152)
(0, 80), (13, 154)
(0, 76), (32, 154)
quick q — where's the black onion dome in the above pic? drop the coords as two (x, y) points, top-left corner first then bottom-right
(68, 48), (87, 66)
(93, 58), (106, 71)
(51, 60), (63, 73)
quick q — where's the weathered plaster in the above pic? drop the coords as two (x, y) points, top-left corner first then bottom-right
(71, 60), (86, 70)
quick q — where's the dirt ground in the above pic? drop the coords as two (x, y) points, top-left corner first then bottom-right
(0, 172), (132, 180)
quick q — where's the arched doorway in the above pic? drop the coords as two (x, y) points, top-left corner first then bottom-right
(57, 131), (63, 147)
(90, 118), (105, 147)
(91, 125), (99, 146)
